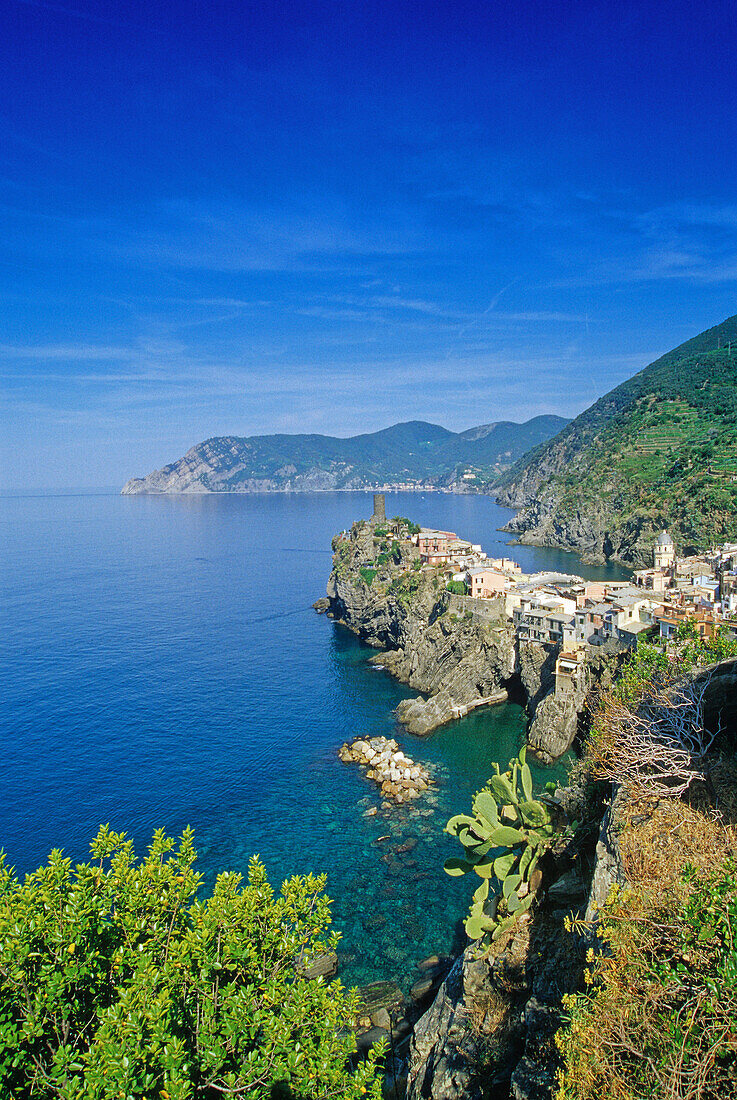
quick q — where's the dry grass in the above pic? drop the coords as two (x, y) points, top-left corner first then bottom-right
(555, 758), (737, 1100)
(618, 767), (737, 899)
(468, 988), (514, 1039)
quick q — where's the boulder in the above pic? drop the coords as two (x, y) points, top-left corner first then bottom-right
(296, 950), (338, 980)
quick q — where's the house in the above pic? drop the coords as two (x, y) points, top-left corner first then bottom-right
(487, 557), (522, 575)
(633, 568), (670, 593)
(555, 650), (585, 695)
(617, 620), (656, 647)
(417, 529), (457, 564)
(466, 565), (511, 598)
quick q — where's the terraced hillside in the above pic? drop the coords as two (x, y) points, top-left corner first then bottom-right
(496, 315), (737, 566)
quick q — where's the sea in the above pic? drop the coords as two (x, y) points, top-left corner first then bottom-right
(1, 490), (628, 989)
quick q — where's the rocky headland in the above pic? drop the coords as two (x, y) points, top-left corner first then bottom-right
(324, 519), (620, 762)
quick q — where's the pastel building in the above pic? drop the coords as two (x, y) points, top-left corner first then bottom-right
(654, 530), (676, 571)
(417, 529), (457, 564)
(466, 565), (511, 598)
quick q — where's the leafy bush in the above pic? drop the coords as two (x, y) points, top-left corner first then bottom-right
(359, 567), (377, 586)
(0, 827), (383, 1099)
(446, 581), (468, 595)
(391, 517), (420, 536)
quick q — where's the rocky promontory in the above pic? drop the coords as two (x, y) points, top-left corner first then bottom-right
(325, 520), (517, 737)
(323, 519), (617, 760)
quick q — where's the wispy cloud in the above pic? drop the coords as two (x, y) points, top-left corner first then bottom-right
(0, 344), (134, 361)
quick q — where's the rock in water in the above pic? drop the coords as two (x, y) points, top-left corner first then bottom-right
(337, 735), (434, 804)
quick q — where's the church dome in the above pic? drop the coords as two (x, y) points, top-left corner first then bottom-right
(655, 530), (674, 548)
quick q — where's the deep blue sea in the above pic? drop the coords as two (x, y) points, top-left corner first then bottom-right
(1, 491), (627, 989)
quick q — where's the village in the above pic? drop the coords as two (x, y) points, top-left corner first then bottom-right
(366, 491), (737, 700)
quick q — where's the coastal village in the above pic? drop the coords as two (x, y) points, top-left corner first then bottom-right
(365, 494), (737, 699)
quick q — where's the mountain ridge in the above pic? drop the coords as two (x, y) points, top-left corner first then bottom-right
(496, 314), (737, 566)
(121, 415), (569, 495)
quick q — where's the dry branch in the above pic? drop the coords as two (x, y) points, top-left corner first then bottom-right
(592, 673), (719, 799)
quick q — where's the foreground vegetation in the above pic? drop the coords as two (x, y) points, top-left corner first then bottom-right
(0, 827), (382, 1099)
(556, 628), (737, 1098)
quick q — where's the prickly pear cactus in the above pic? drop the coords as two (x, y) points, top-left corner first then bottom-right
(443, 747), (555, 945)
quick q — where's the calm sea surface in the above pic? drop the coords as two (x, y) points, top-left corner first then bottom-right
(1, 491), (627, 988)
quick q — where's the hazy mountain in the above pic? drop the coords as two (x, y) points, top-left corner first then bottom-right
(121, 415), (569, 495)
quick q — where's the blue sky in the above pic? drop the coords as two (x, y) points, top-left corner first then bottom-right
(2, 0), (737, 488)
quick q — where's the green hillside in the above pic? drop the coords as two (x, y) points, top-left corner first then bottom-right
(496, 315), (737, 564)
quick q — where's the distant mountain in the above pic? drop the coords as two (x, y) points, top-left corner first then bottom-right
(121, 415), (569, 496)
(496, 315), (737, 566)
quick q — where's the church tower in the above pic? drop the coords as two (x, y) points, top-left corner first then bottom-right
(654, 530), (675, 571)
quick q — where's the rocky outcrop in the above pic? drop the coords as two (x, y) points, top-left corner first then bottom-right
(338, 736), (433, 803)
(326, 521), (517, 736)
(325, 521), (622, 753)
(405, 779), (625, 1100)
(497, 486), (658, 569)
(526, 645), (628, 764)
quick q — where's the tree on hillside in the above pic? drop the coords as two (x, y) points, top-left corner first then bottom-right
(0, 826), (382, 1099)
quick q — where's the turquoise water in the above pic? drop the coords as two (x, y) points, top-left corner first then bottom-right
(1, 491), (626, 988)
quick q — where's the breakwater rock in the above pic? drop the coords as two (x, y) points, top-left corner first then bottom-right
(338, 736), (433, 803)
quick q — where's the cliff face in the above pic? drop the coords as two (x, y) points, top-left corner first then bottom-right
(405, 781), (626, 1100)
(496, 482), (658, 568)
(326, 521), (517, 736)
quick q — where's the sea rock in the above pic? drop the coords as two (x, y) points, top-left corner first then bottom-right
(337, 735), (433, 804)
(295, 950), (338, 979)
(410, 977), (435, 1002)
(355, 980), (405, 1020)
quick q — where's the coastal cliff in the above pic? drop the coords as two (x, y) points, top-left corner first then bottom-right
(326, 519), (517, 734)
(324, 519), (618, 760)
(404, 777), (625, 1100)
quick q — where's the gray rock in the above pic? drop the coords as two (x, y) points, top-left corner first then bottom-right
(410, 977), (434, 1002)
(547, 869), (588, 902)
(355, 1026), (389, 1055)
(296, 950), (338, 979)
(371, 1007), (392, 1030)
(406, 948), (487, 1100)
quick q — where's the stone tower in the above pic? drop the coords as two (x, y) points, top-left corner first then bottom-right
(371, 493), (386, 525)
(654, 529), (675, 571)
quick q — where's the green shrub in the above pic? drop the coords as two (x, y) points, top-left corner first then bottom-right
(391, 518), (420, 536)
(0, 827), (383, 1099)
(446, 581), (468, 595)
(359, 567), (377, 586)
(444, 750), (555, 945)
